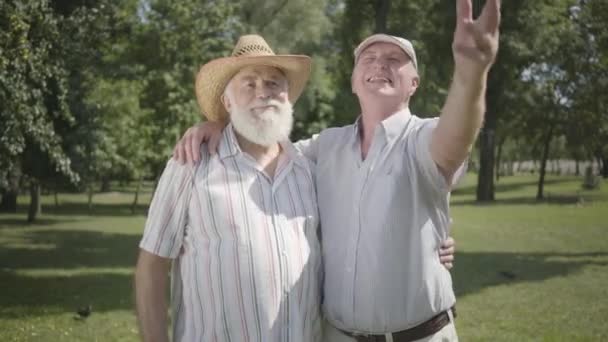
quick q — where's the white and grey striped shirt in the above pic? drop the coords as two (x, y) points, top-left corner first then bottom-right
(140, 124), (322, 342)
(296, 109), (459, 334)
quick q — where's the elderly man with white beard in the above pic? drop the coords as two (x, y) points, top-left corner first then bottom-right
(134, 35), (322, 342)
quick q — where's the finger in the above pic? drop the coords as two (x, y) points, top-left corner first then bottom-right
(458, 21), (492, 54)
(456, 0), (473, 23)
(439, 246), (455, 256)
(442, 236), (456, 249)
(480, 0), (501, 33)
(444, 262), (453, 270)
(184, 131), (194, 165)
(191, 131), (200, 163)
(172, 144), (179, 161)
(440, 254), (455, 263)
(173, 136), (182, 164)
(209, 131), (221, 155)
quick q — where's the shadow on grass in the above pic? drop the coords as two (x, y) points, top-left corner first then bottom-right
(452, 177), (572, 197)
(41, 202), (150, 217)
(6, 202), (150, 218)
(2, 227), (607, 318)
(0, 229), (140, 269)
(451, 194), (584, 206)
(0, 229), (142, 318)
(0, 270), (135, 318)
(0, 216), (79, 228)
(452, 251), (608, 298)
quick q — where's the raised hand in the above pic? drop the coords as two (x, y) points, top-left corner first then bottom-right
(453, 0), (501, 81)
(173, 121), (226, 164)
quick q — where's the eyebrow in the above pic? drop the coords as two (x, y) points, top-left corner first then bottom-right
(237, 71), (285, 82)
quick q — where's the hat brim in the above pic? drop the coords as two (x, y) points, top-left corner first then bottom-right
(195, 55), (311, 122)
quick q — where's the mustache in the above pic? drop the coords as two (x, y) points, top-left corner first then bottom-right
(249, 99), (284, 109)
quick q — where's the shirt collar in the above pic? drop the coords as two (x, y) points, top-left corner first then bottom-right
(381, 107), (412, 143)
(352, 107), (413, 144)
(218, 123), (307, 169)
(217, 123), (241, 160)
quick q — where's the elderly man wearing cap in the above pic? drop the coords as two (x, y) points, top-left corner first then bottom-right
(173, 0), (501, 341)
(135, 35), (323, 342)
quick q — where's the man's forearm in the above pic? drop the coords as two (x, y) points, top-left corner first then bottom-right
(431, 71), (487, 180)
(135, 253), (170, 342)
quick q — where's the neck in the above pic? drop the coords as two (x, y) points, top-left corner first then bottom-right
(358, 97), (409, 142)
(233, 130), (282, 178)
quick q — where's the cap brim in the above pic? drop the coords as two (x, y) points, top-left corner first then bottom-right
(354, 34), (417, 70)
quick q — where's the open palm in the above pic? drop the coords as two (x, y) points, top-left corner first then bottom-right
(452, 0), (501, 79)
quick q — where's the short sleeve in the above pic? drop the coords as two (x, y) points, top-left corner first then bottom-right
(139, 159), (194, 258)
(409, 118), (467, 196)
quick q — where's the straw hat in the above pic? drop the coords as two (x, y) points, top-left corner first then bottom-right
(195, 34), (311, 122)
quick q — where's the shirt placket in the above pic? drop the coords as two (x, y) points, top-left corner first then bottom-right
(342, 129), (384, 328)
(270, 167), (291, 341)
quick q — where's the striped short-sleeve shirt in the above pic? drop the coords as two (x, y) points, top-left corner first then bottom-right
(139, 124), (322, 342)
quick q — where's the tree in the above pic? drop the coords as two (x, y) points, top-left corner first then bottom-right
(568, 0), (608, 178)
(131, 0), (241, 181)
(0, 0), (79, 219)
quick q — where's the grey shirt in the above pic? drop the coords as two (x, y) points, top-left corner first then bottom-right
(295, 108), (459, 333)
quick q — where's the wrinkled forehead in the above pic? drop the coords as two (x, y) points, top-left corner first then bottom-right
(359, 42), (410, 60)
(231, 65), (287, 83)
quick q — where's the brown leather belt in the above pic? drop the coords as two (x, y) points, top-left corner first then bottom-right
(337, 307), (456, 342)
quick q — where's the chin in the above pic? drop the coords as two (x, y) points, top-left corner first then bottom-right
(365, 88), (397, 97)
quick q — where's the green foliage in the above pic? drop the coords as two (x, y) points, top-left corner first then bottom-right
(568, 0), (608, 159)
(131, 0), (241, 174)
(2, 0), (607, 203)
(0, 0), (77, 188)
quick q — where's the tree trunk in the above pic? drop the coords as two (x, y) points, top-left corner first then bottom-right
(602, 155), (608, 178)
(374, 0), (390, 33)
(54, 188), (59, 207)
(536, 126), (554, 200)
(100, 176), (111, 192)
(495, 135), (506, 182)
(1, 167), (20, 213)
(131, 174), (144, 214)
(575, 159), (580, 176)
(27, 181), (41, 223)
(476, 58), (501, 202)
(0, 190), (18, 213)
(88, 185), (94, 213)
(477, 128), (496, 202)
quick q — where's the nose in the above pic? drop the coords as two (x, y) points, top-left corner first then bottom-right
(255, 84), (272, 100)
(372, 58), (388, 70)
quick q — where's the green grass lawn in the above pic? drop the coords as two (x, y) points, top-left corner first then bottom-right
(1, 175), (607, 341)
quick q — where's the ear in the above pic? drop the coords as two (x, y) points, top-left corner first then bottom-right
(221, 93), (231, 112)
(351, 71), (357, 94)
(409, 76), (420, 97)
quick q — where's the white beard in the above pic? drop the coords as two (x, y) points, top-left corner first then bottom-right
(229, 99), (294, 147)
